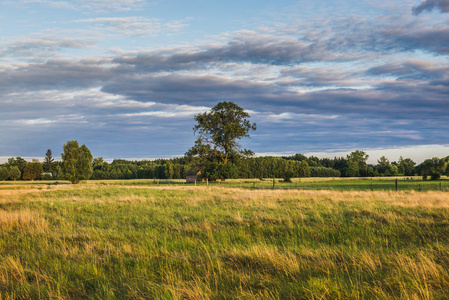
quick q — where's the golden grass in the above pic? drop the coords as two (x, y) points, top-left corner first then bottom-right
(0, 209), (48, 232)
(1, 183), (447, 207)
(0, 184), (448, 299)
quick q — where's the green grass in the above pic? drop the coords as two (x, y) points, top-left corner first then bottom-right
(3, 176), (447, 192)
(1, 185), (449, 299)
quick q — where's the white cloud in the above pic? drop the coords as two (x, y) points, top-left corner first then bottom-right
(18, 118), (56, 125)
(79, 0), (146, 12)
(120, 104), (208, 118)
(74, 17), (188, 36)
(3, 0), (147, 11)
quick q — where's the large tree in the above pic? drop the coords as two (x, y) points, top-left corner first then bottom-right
(188, 101), (256, 179)
(61, 140), (93, 184)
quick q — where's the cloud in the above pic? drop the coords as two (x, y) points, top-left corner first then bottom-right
(3, 0), (147, 11)
(112, 30), (355, 73)
(75, 17), (188, 36)
(0, 38), (93, 60)
(367, 59), (449, 80)
(412, 0), (449, 15)
(0, 58), (114, 93)
(79, 0), (146, 12)
(0, 88), (209, 157)
(1, 15), (449, 159)
(3, 0), (74, 9)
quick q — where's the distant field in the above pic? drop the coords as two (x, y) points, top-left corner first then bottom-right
(1, 184), (449, 299)
(2, 176), (447, 192)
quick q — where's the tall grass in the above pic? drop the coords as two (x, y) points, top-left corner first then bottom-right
(0, 185), (448, 299)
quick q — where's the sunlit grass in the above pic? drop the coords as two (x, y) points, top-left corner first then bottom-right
(0, 185), (448, 298)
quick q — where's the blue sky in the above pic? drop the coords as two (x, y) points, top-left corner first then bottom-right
(1, 0), (449, 163)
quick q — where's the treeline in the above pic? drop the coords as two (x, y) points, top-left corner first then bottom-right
(282, 151), (449, 179)
(91, 157), (319, 180)
(282, 152), (417, 177)
(1, 150), (448, 181)
(0, 155), (332, 181)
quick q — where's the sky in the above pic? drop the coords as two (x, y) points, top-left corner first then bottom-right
(1, 0), (449, 164)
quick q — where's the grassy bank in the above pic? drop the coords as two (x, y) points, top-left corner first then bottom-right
(1, 185), (449, 299)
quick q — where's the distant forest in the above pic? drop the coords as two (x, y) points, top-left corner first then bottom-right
(1, 150), (448, 181)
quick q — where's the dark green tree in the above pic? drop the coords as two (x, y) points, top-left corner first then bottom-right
(43, 149), (54, 172)
(61, 140), (93, 184)
(9, 166), (21, 181)
(346, 159), (360, 177)
(0, 167), (9, 181)
(398, 156), (416, 176)
(22, 159), (43, 180)
(6, 157), (27, 179)
(377, 156), (391, 175)
(419, 157), (448, 180)
(346, 150), (369, 176)
(188, 101), (256, 179)
(165, 161), (175, 179)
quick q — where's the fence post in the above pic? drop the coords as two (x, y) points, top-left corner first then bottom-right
(195, 180), (196, 187)
(440, 182), (442, 191)
(206, 178), (208, 187)
(273, 175), (275, 189)
(157, 179), (159, 186)
(395, 179), (398, 191)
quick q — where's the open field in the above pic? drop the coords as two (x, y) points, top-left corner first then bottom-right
(2, 176), (448, 192)
(1, 183), (449, 299)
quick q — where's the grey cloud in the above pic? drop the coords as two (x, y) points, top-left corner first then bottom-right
(367, 60), (449, 80)
(101, 74), (287, 106)
(412, 0), (449, 15)
(100, 69), (449, 121)
(280, 66), (366, 88)
(113, 31), (350, 72)
(112, 21), (449, 76)
(2, 86), (448, 158)
(287, 15), (449, 57)
(0, 59), (114, 93)
(387, 26), (449, 55)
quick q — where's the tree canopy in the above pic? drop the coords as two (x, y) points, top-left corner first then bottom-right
(22, 159), (43, 180)
(188, 101), (256, 179)
(420, 157), (449, 180)
(61, 140), (93, 184)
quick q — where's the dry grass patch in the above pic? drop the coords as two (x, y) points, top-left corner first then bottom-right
(0, 209), (48, 232)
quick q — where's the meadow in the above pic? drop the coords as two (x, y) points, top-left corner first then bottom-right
(1, 180), (449, 299)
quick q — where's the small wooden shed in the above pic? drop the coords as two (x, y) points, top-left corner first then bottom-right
(186, 168), (202, 183)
